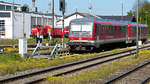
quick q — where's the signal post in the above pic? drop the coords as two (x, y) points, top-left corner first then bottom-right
(59, 0), (65, 48)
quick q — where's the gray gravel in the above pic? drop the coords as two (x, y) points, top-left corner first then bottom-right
(100, 57), (150, 84)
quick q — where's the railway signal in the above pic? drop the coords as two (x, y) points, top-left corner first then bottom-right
(59, 0), (65, 12)
(59, 0), (65, 48)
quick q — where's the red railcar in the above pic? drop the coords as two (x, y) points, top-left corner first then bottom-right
(68, 17), (148, 51)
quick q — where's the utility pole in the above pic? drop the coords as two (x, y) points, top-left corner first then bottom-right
(23, 12), (25, 38)
(48, 1), (51, 13)
(76, 8), (78, 19)
(52, 0), (54, 41)
(89, 0), (92, 14)
(136, 0), (139, 58)
(121, 0), (124, 20)
(145, 12), (148, 24)
(62, 9), (65, 48)
(12, 0), (14, 39)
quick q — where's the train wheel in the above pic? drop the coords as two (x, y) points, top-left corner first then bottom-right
(142, 39), (147, 44)
(86, 47), (94, 51)
(69, 46), (75, 52)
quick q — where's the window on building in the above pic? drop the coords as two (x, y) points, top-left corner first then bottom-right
(6, 6), (11, 11)
(0, 20), (5, 36)
(31, 17), (36, 28)
(47, 18), (52, 26)
(0, 12), (11, 17)
(14, 6), (17, 10)
(0, 4), (5, 10)
(37, 17), (41, 25)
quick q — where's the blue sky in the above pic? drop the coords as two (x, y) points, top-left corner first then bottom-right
(2, 0), (150, 15)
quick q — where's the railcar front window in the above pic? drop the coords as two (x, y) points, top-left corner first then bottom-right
(70, 23), (93, 37)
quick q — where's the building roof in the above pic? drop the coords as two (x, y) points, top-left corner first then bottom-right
(0, 1), (20, 6)
(58, 12), (136, 23)
(65, 12), (96, 19)
(57, 12), (97, 22)
(97, 16), (136, 22)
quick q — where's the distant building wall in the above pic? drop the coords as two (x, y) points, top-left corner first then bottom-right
(0, 11), (55, 39)
(56, 14), (83, 28)
(0, 1), (21, 11)
(0, 11), (12, 38)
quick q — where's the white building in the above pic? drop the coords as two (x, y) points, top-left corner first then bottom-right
(0, 10), (59, 39)
(0, 1), (61, 39)
(0, 1), (21, 11)
(56, 12), (96, 28)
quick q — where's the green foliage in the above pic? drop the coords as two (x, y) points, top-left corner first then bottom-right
(127, 10), (135, 16)
(127, 0), (150, 35)
(0, 47), (129, 75)
(0, 39), (18, 45)
(21, 4), (29, 12)
(0, 53), (24, 63)
(0, 38), (69, 45)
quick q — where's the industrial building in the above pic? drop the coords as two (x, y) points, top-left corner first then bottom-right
(0, 1), (21, 11)
(0, 10), (59, 39)
(0, 1), (59, 39)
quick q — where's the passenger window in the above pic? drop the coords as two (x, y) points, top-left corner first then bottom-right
(95, 24), (99, 35)
(100, 25), (103, 35)
(106, 25), (109, 34)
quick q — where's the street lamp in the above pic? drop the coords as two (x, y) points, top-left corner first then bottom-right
(136, 0), (139, 58)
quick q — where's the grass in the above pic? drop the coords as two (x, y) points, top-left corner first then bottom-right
(0, 39), (18, 45)
(0, 38), (69, 45)
(0, 47), (130, 76)
(46, 49), (150, 84)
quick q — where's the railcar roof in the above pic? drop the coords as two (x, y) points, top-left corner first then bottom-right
(71, 17), (147, 27)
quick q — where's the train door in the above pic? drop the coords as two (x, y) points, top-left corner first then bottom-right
(99, 24), (105, 41)
(126, 25), (129, 41)
(95, 24), (99, 41)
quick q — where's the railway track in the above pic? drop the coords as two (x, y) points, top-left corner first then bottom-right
(0, 43), (69, 55)
(103, 61), (150, 84)
(0, 43), (57, 52)
(0, 44), (150, 84)
(140, 76), (150, 84)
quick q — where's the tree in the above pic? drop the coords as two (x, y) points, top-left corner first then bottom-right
(127, 0), (150, 24)
(127, 0), (150, 35)
(21, 4), (29, 12)
(127, 10), (135, 16)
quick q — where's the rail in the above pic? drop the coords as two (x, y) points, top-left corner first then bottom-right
(102, 61), (150, 84)
(0, 44), (150, 84)
(140, 76), (150, 84)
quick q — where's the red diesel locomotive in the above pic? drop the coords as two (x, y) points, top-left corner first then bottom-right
(31, 25), (69, 38)
(68, 17), (148, 51)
